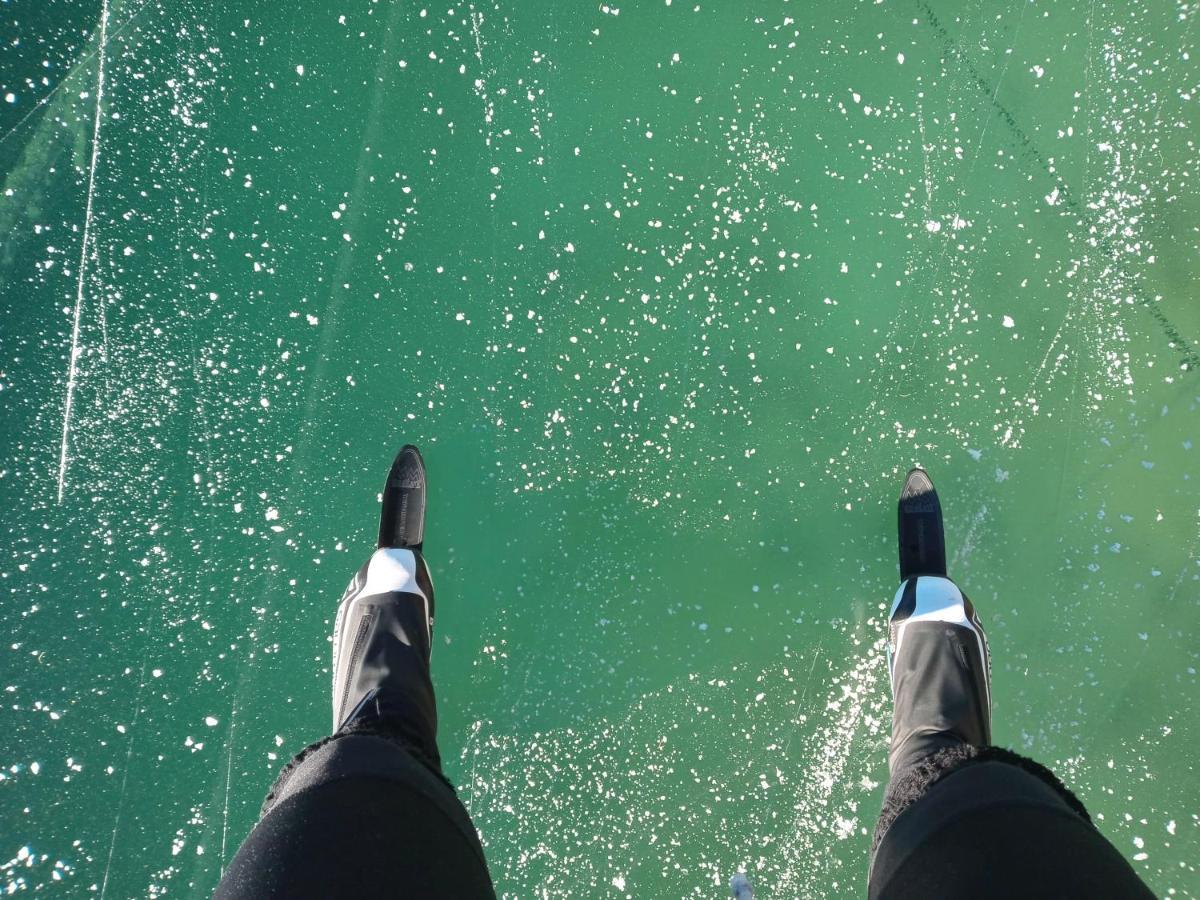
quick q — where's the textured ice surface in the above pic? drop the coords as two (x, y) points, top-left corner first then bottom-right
(1, 0), (1197, 896)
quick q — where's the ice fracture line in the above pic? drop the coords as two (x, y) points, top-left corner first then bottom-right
(57, 0), (110, 504)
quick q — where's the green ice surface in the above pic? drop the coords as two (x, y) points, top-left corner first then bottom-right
(1, 0), (1198, 895)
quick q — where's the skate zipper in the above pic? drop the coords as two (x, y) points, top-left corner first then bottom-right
(337, 610), (375, 726)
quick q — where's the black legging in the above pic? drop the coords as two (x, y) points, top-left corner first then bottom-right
(215, 722), (495, 898)
(870, 751), (1154, 899)
(216, 724), (1152, 898)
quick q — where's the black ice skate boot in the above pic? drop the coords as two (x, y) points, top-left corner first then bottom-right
(887, 468), (991, 777)
(331, 445), (441, 769)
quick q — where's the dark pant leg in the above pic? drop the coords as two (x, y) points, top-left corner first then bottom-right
(869, 754), (1154, 900)
(215, 732), (496, 899)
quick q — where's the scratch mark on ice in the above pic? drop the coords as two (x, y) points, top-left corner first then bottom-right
(0, 0), (154, 149)
(57, 0), (110, 505)
(219, 701), (237, 874)
(99, 655), (145, 900)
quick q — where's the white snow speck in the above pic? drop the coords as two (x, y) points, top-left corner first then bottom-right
(897, 52), (905, 64)
(295, 64), (305, 76)
(205, 716), (219, 727)
(1002, 315), (1015, 328)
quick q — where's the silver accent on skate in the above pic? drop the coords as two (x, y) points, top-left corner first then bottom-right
(352, 548), (426, 606)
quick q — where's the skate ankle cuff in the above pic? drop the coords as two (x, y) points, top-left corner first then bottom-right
(261, 724), (453, 819)
(337, 716), (450, 789)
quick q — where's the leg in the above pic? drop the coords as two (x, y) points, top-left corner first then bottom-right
(216, 447), (496, 899)
(869, 470), (1153, 899)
